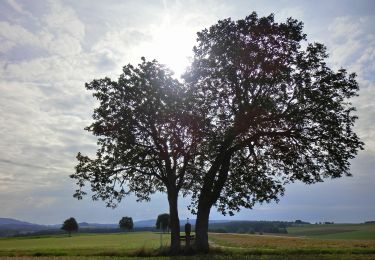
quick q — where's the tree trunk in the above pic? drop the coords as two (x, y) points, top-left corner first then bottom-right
(167, 188), (180, 254)
(194, 155), (231, 253)
(194, 199), (211, 253)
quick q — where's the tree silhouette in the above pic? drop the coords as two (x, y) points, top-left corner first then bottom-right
(156, 213), (170, 233)
(71, 12), (364, 254)
(71, 58), (201, 254)
(119, 216), (133, 231)
(61, 217), (78, 236)
(183, 12), (364, 252)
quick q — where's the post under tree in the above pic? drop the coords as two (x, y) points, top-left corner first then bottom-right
(183, 12), (364, 252)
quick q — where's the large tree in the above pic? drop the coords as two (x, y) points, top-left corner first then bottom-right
(71, 58), (201, 254)
(72, 12), (364, 255)
(183, 12), (364, 252)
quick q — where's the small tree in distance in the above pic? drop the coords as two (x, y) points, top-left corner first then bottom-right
(156, 213), (170, 233)
(119, 216), (133, 231)
(61, 217), (78, 236)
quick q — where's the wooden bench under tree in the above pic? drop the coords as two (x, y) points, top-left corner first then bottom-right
(179, 235), (195, 241)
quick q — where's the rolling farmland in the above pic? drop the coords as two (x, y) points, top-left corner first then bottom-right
(0, 223), (374, 259)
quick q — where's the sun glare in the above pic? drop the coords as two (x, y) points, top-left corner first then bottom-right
(148, 16), (196, 78)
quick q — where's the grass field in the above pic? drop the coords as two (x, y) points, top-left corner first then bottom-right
(287, 223), (375, 240)
(0, 232), (166, 257)
(0, 224), (374, 259)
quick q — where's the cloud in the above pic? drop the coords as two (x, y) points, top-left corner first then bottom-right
(0, 0), (85, 59)
(0, 21), (40, 52)
(0, 0), (374, 225)
(6, 0), (33, 17)
(42, 1), (84, 40)
(313, 15), (375, 153)
(327, 16), (375, 72)
(0, 0), (231, 224)
(0, 5), (94, 226)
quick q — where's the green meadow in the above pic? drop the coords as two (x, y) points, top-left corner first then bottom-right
(0, 232), (164, 256)
(0, 223), (374, 259)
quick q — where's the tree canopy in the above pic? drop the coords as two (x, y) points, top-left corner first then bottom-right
(61, 217), (78, 236)
(119, 216), (133, 231)
(183, 11), (363, 215)
(183, 12), (364, 251)
(71, 58), (201, 253)
(72, 12), (363, 254)
(72, 58), (198, 205)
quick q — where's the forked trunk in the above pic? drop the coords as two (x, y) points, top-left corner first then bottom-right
(167, 189), (180, 254)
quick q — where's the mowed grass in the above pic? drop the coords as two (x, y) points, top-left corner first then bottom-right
(287, 223), (375, 239)
(0, 232), (169, 257)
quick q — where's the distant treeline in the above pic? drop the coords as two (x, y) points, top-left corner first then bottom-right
(2, 220), (319, 237)
(0, 226), (49, 237)
(208, 221), (293, 234)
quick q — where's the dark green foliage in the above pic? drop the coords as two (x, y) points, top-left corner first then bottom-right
(184, 11), (364, 216)
(61, 217), (78, 236)
(71, 58), (198, 206)
(156, 213), (170, 232)
(119, 216), (133, 231)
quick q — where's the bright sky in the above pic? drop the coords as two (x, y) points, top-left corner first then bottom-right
(0, 0), (374, 225)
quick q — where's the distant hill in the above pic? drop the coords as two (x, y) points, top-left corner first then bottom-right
(0, 218), (38, 226)
(78, 222), (117, 229)
(134, 219), (157, 228)
(0, 218), (50, 237)
(0, 218), (46, 229)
